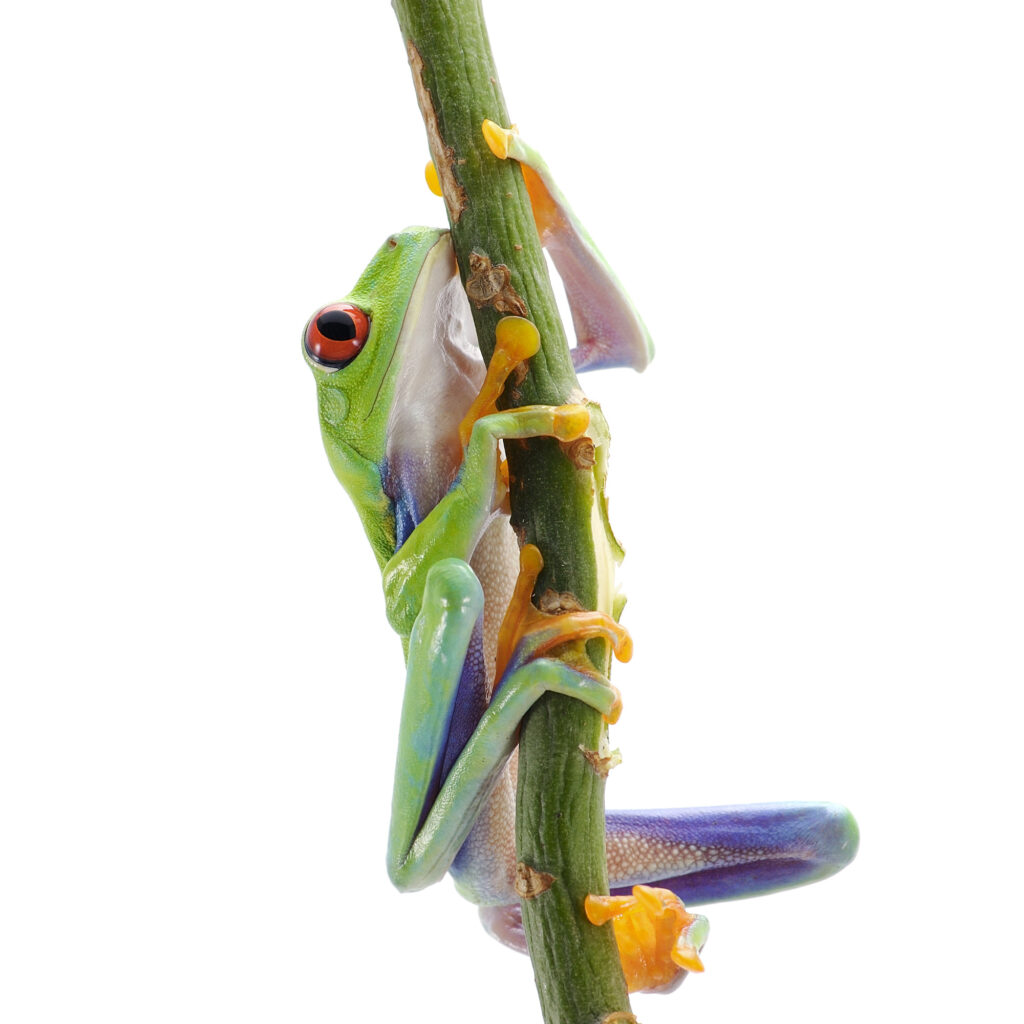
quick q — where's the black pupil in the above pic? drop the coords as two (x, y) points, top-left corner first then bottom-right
(317, 309), (358, 341)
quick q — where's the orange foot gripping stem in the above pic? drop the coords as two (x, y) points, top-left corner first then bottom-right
(584, 885), (709, 994)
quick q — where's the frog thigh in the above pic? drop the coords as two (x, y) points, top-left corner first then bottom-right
(477, 802), (858, 953)
(604, 802), (859, 903)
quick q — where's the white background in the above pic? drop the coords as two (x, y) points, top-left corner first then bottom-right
(2, 2), (1021, 1021)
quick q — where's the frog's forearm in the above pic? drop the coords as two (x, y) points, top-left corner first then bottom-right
(382, 402), (589, 637)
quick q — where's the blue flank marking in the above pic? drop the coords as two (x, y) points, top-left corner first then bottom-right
(381, 455), (420, 552)
(393, 494), (418, 552)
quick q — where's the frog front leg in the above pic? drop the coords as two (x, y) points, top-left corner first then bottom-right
(381, 400), (589, 636)
(483, 120), (655, 374)
(383, 402), (624, 893)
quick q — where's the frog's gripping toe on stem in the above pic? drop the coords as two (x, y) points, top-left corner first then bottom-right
(495, 543), (631, 695)
(457, 315), (543, 448)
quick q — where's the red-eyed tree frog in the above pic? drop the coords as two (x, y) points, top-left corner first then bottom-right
(303, 124), (858, 993)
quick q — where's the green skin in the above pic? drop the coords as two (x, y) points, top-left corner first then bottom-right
(304, 225), (626, 898)
(304, 136), (857, 979)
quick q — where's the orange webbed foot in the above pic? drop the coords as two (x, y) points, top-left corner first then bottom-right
(584, 885), (709, 994)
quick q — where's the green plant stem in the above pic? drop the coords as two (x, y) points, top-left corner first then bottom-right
(390, 2), (632, 1021)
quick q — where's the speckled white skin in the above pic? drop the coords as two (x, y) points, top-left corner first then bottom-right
(448, 517), (522, 905)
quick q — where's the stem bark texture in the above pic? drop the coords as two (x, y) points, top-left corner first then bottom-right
(390, 3), (632, 1021)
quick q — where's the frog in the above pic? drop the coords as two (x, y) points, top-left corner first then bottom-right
(302, 123), (858, 992)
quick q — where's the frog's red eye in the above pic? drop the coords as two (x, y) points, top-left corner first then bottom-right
(305, 303), (370, 367)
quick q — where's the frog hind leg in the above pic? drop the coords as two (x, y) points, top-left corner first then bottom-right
(604, 801), (859, 903)
(478, 801), (858, 953)
(483, 121), (654, 374)
(386, 551), (621, 895)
